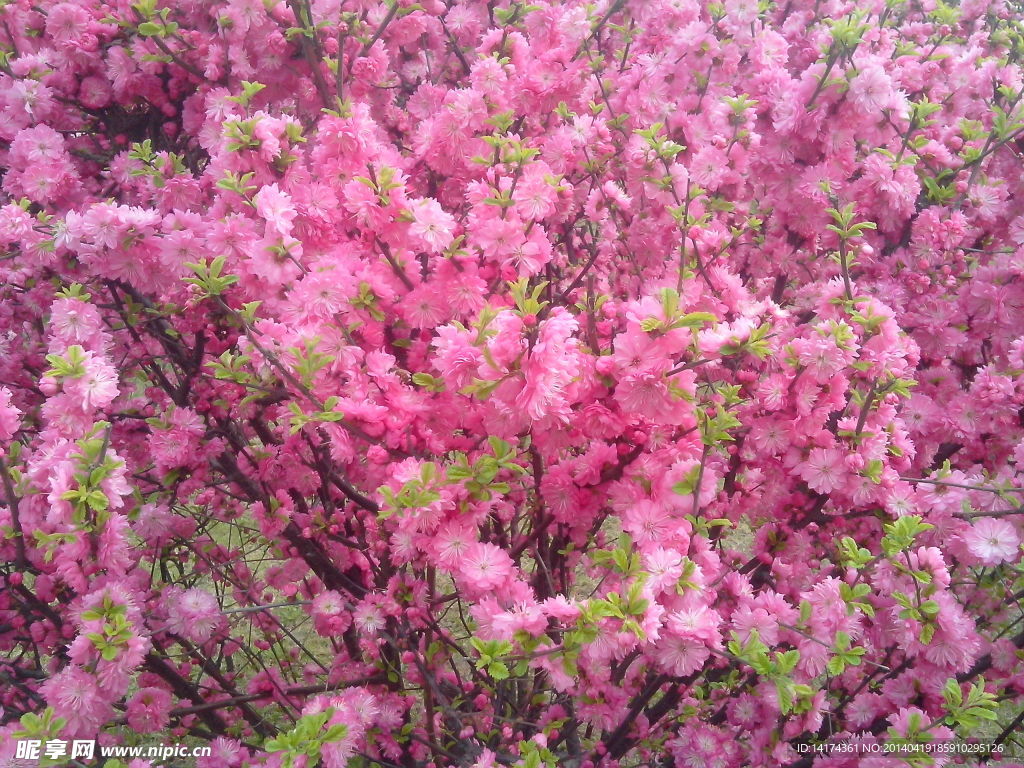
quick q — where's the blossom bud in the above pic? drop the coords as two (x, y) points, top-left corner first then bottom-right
(35, 575), (56, 602)
(30, 622), (46, 642)
(39, 376), (59, 396)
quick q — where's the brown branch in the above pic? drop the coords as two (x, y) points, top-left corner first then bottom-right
(0, 455), (27, 567)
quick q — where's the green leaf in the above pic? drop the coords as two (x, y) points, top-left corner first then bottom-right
(137, 20), (162, 36)
(488, 661), (510, 680)
(412, 372), (444, 391)
(881, 515), (933, 556)
(942, 678), (962, 710)
(826, 655), (846, 676)
(670, 311), (717, 329)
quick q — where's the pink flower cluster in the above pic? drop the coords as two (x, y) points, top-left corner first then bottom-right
(1, 0), (1024, 766)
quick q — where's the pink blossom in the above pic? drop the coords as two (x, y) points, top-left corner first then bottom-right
(622, 500), (679, 548)
(164, 587), (222, 643)
(963, 518), (1021, 565)
(254, 183), (297, 236)
(797, 447), (846, 494)
(409, 198), (455, 253)
(126, 687), (172, 733)
(654, 635), (710, 676)
(0, 387), (21, 442)
(61, 349), (119, 412)
(311, 590), (351, 636)
(2, 0), (1024, 761)
(643, 546), (684, 593)
(458, 542), (514, 592)
(40, 666), (111, 738)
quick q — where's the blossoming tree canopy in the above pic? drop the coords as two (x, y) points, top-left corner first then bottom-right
(2, 0), (1024, 765)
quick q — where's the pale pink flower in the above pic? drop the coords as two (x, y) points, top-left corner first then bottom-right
(654, 635), (710, 676)
(615, 370), (672, 422)
(667, 604), (721, 647)
(197, 738), (246, 768)
(731, 604), (779, 646)
(643, 547), (684, 593)
(49, 298), (103, 345)
(254, 183), (297, 236)
(402, 283), (449, 329)
(15, 124), (66, 164)
(164, 587), (222, 643)
(432, 324), (483, 389)
(492, 601), (548, 639)
(622, 500), (677, 548)
(126, 687), (172, 733)
(512, 168), (558, 220)
(458, 542), (514, 592)
(45, 3), (91, 45)
(0, 387), (21, 442)
(311, 590), (351, 636)
(40, 666), (111, 738)
(430, 521), (477, 569)
(849, 63), (897, 113)
(963, 518), (1020, 565)
(514, 311), (579, 421)
(797, 447), (845, 494)
(353, 597), (387, 634)
(62, 350), (119, 412)
(409, 197), (455, 253)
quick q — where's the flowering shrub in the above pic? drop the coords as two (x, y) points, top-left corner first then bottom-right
(2, 0), (1024, 766)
